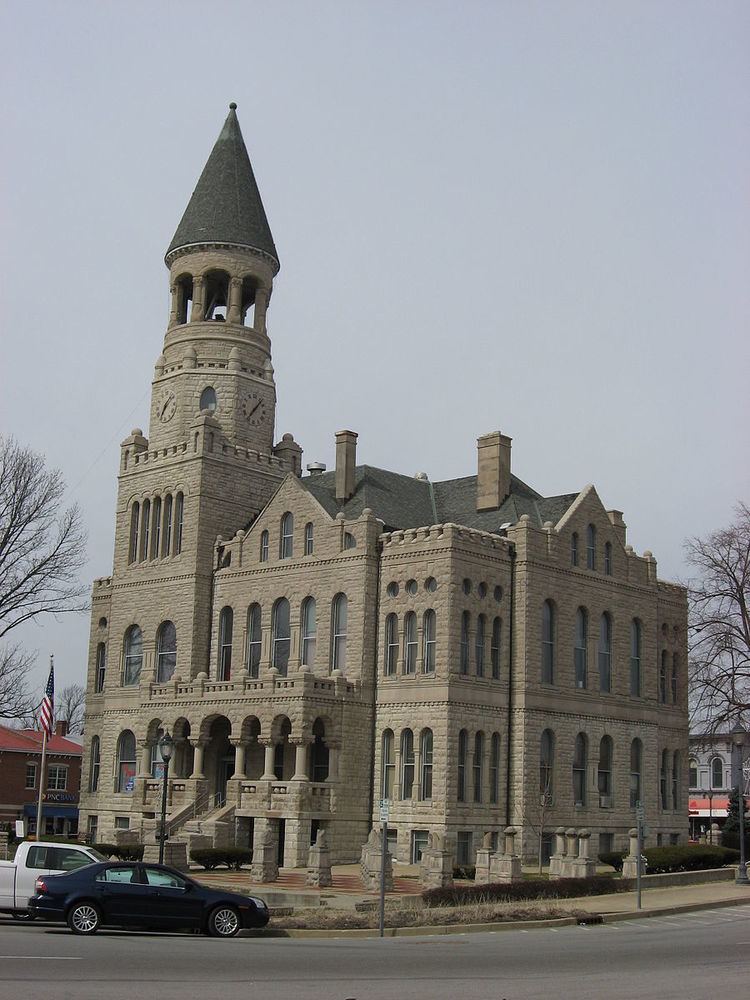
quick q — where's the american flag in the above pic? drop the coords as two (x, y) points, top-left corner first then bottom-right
(40, 660), (54, 737)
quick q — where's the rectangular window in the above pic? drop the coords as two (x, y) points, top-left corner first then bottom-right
(25, 763), (37, 789)
(669, 833), (679, 846)
(456, 831), (473, 866)
(630, 656), (641, 697)
(87, 815), (98, 845)
(114, 816), (130, 830)
(598, 832), (614, 857)
(46, 765), (68, 791)
(411, 830), (429, 864)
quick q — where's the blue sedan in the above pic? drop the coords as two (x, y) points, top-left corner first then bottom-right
(28, 861), (269, 937)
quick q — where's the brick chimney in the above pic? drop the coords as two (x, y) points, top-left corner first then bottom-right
(335, 430), (358, 502)
(54, 720), (68, 738)
(476, 431), (512, 511)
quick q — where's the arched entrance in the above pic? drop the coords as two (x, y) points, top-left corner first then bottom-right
(203, 716), (234, 806)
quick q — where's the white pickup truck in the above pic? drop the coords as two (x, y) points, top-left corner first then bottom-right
(0, 841), (105, 918)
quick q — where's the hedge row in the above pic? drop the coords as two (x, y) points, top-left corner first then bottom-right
(93, 842), (145, 861)
(599, 844), (739, 874)
(423, 875), (632, 908)
(189, 847), (252, 870)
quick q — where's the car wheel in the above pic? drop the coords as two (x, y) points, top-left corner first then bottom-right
(11, 911), (35, 922)
(208, 905), (241, 938)
(67, 902), (101, 935)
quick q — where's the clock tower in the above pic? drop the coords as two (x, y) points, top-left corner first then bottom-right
(149, 102), (281, 456)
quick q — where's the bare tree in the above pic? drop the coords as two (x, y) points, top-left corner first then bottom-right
(56, 683), (86, 735)
(0, 435), (87, 719)
(523, 776), (554, 874)
(687, 502), (750, 735)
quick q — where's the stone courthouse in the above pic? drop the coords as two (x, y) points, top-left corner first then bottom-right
(79, 106), (688, 867)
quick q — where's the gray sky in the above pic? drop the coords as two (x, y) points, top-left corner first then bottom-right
(1, 0), (748, 699)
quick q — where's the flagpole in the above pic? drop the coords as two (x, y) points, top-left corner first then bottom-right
(35, 728), (48, 840)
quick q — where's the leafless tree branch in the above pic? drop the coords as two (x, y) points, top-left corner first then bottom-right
(0, 643), (38, 721)
(56, 683), (86, 735)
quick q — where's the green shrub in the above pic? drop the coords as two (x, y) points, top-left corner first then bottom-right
(598, 844), (739, 875)
(93, 842), (144, 861)
(190, 847), (252, 870)
(423, 875), (632, 908)
(720, 831), (750, 854)
(452, 865), (476, 880)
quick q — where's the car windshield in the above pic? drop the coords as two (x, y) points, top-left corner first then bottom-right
(86, 849), (108, 862)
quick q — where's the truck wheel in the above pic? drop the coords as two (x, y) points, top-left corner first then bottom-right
(67, 901), (101, 935)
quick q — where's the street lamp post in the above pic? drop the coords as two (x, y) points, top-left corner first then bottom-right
(731, 724), (749, 886)
(158, 731), (175, 865)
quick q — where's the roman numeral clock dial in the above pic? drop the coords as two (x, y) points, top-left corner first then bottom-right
(241, 391), (268, 427)
(156, 389), (177, 423)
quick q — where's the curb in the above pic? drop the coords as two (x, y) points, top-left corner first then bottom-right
(242, 894), (750, 940)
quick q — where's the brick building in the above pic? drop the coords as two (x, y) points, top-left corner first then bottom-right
(78, 105), (689, 866)
(0, 724), (82, 838)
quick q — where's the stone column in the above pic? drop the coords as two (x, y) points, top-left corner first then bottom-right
(227, 276), (243, 324)
(138, 742), (151, 779)
(190, 275), (205, 322)
(230, 740), (246, 780)
(394, 747), (402, 801)
(327, 741), (340, 782)
(168, 283), (178, 328)
(549, 826), (567, 879)
(474, 832), (493, 884)
(622, 827), (641, 879)
(291, 739), (309, 781)
(572, 828), (595, 878)
(189, 740), (206, 780)
(260, 740), (276, 780)
(254, 286), (270, 334)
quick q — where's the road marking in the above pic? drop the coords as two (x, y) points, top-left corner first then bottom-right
(0, 957), (82, 961)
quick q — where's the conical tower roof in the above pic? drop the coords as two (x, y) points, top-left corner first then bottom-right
(166, 104), (278, 268)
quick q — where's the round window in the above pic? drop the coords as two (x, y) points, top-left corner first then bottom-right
(406, 579), (417, 595)
(98, 617), (108, 629)
(425, 577), (437, 592)
(200, 386), (218, 412)
(386, 582), (399, 598)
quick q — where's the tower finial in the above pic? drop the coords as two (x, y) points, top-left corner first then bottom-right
(229, 102), (237, 110)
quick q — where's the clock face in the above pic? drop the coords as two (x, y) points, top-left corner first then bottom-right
(241, 391), (268, 427)
(157, 390), (177, 423)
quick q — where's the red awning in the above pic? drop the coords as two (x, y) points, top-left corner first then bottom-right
(688, 796), (729, 817)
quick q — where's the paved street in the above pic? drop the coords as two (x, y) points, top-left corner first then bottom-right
(1, 906), (749, 1000)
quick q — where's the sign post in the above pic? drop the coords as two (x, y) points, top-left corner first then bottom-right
(379, 798), (390, 938)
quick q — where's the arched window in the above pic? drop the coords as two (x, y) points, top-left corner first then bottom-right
(630, 620), (642, 697)
(218, 607), (233, 680)
(116, 731), (136, 793)
(711, 756), (723, 789)
(400, 729), (415, 799)
(404, 611), (417, 674)
(156, 620), (177, 683)
(331, 594), (347, 672)
(491, 617), (501, 679)
(203, 270), (229, 320)
(310, 718), (329, 782)
(672, 750), (680, 810)
(490, 733), (501, 804)
(163, 494), (173, 556)
(279, 512), (293, 559)
(301, 597), (317, 667)
(457, 729), (468, 801)
(460, 611), (470, 675)
(574, 608), (588, 689)
(140, 498), (150, 562)
(598, 613), (612, 693)
(420, 729), (433, 800)
(542, 600), (555, 684)
(304, 522), (314, 556)
(571, 531), (579, 567)
(586, 524), (596, 570)
(385, 614), (398, 675)
(95, 643), (106, 693)
(604, 541), (613, 575)
(540, 729), (555, 800)
(423, 610), (436, 673)
(573, 733), (587, 806)
(630, 739), (642, 807)
(473, 731), (484, 802)
(259, 530), (269, 563)
(598, 736), (613, 805)
(475, 615), (485, 677)
(151, 497), (162, 558)
(174, 272), (193, 324)
(381, 729), (395, 799)
(659, 650), (668, 703)
(246, 603), (262, 677)
(174, 492), (184, 555)
(671, 654), (678, 703)
(123, 626), (143, 686)
(128, 502), (139, 564)
(689, 758), (698, 788)
(199, 386), (217, 412)
(660, 749), (669, 809)
(272, 598), (290, 675)
(89, 736), (100, 793)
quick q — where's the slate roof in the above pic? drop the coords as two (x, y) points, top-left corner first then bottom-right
(300, 466), (578, 534)
(166, 104), (278, 266)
